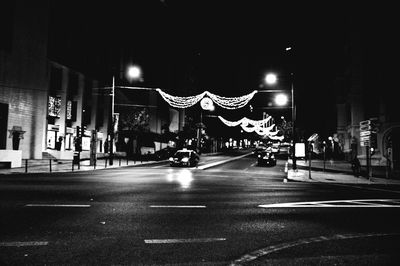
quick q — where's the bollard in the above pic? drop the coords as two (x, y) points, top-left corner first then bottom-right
(49, 159), (52, 173)
(105, 158), (108, 168)
(119, 158), (121, 166)
(72, 160), (74, 172)
(25, 159), (28, 173)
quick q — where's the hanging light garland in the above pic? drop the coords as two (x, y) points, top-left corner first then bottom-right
(206, 90), (258, 109)
(218, 115), (283, 140)
(156, 89), (206, 109)
(156, 89), (257, 109)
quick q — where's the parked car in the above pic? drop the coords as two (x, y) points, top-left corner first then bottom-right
(257, 150), (277, 166)
(169, 149), (200, 167)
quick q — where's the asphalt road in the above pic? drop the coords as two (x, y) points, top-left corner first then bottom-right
(1, 155), (400, 265)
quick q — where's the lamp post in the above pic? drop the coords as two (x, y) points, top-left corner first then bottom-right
(291, 70), (296, 170)
(264, 69), (296, 170)
(109, 65), (142, 166)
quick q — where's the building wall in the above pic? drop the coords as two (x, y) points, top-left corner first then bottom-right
(0, 0), (49, 159)
(46, 61), (109, 159)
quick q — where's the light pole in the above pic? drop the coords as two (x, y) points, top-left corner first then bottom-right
(264, 69), (296, 170)
(291, 70), (296, 170)
(109, 65), (142, 166)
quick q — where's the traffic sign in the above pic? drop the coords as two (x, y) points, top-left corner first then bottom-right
(360, 141), (370, 147)
(360, 136), (371, 142)
(360, 131), (371, 137)
(360, 120), (371, 126)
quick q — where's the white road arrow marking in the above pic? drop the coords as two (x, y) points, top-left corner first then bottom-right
(259, 199), (400, 208)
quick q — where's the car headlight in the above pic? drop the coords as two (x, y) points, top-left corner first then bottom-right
(181, 157), (189, 163)
(271, 155), (275, 159)
(169, 157), (174, 161)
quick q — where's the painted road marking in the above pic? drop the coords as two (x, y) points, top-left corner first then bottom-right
(0, 241), (49, 247)
(149, 205), (206, 208)
(144, 238), (226, 244)
(230, 232), (399, 265)
(258, 199), (400, 208)
(25, 204), (91, 208)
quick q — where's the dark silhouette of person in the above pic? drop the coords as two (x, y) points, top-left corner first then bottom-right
(351, 156), (361, 177)
(12, 131), (20, 150)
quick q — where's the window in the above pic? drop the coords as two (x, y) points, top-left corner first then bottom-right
(66, 100), (72, 120)
(48, 96), (61, 117)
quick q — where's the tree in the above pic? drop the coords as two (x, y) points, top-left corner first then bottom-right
(119, 107), (150, 132)
(276, 120), (293, 142)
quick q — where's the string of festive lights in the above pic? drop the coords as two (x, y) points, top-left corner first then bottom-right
(218, 116), (283, 139)
(206, 90), (258, 109)
(156, 89), (207, 108)
(156, 89), (258, 109)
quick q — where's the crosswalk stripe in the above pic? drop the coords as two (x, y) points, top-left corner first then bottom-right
(144, 238), (226, 244)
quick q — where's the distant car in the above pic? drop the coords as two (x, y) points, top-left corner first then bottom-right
(270, 143), (280, 153)
(252, 146), (267, 156)
(257, 150), (277, 166)
(169, 149), (200, 167)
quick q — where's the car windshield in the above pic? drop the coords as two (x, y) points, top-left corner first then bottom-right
(174, 151), (190, 159)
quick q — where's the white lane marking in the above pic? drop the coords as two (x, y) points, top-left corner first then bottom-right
(331, 183), (400, 194)
(144, 238), (226, 244)
(25, 204), (91, 208)
(258, 199), (400, 208)
(230, 233), (398, 265)
(0, 241), (49, 247)
(149, 205), (206, 208)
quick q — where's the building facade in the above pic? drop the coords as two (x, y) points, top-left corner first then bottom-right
(334, 21), (400, 177)
(1, 1), (185, 168)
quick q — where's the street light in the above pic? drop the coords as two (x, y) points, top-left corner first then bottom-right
(264, 70), (296, 170)
(109, 65), (143, 165)
(274, 93), (289, 106)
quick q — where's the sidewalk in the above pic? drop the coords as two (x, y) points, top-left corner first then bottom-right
(0, 149), (252, 175)
(0, 157), (162, 175)
(286, 159), (400, 185)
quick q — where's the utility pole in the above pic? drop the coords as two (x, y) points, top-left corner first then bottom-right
(109, 76), (115, 165)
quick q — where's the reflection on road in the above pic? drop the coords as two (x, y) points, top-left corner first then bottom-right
(166, 169), (193, 189)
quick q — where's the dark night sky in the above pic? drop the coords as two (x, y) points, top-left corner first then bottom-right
(48, 1), (398, 139)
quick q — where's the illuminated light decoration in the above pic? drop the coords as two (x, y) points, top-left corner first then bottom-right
(157, 89), (207, 108)
(206, 90), (258, 109)
(200, 97), (214, 110)
(218, 116), (283, 139)
(156, 89), (257, 109)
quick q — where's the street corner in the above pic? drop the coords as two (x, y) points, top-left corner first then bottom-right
(286, 169), (315, 182)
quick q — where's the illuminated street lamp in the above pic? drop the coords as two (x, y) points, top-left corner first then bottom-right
(274, 93), (289, 106)
(264, 70), (297, 170)
(265, 73), (277, 85)
(109, 64), (143, 165)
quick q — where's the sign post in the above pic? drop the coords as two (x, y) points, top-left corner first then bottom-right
(359, 119), (379, 180)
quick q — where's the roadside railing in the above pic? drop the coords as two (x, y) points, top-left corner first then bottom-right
(7, 155), (161, 174)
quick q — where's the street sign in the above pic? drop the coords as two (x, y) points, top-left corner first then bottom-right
(360, 120), (371, 131)
(360, 120), (371, 126)
(307, 133), (319, 142)
(360, 136), (371, 142)
(360, 130), (371, 137)
(360, 125), (371, 131)
(360, 141), (370, 147)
